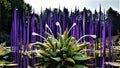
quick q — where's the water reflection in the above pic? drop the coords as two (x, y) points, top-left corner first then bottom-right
(9, 51), (120, 68)
(34, 57), (115, 68)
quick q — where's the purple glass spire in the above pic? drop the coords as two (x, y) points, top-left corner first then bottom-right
(24, 12), (30, 68)
(54, 12), (57, 38)
(19, 18), (23, 68)
(13, 8), (17, 65)
(62, 13), (67, 33)
(39, 14), (43, 42)
(23, 17), (27, 68)
(10, 7), (113, 68)
(82, 11), (85, 42)
(101, 22), (106, 68)
(31, 12), (36, 68)
(11, 7), (20, 68)
(89, 14), (94, 52)
(101, 11), (106, 56)
(72, 15), (76, 38)
(57, 10), (61, 34)
(31, 13), (35, 42)
(70, 13), (74, 36)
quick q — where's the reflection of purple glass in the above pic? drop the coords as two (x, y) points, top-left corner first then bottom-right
(102, 56), (105, 68)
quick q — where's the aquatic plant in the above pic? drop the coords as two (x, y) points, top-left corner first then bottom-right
(0, 42), (17, 66)
(0, 42), (12, 58)
(28, 22), (96, 67)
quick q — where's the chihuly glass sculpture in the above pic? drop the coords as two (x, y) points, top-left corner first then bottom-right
(27, 22), (96, 67)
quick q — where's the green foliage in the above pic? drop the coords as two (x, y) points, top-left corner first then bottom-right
(28, 29), (92, 67)
(0, 42), (17, 66)
(0, 42), (12, 58)
(73, 55), (91, 61)
(107, 8), (120, 35)
(0, 60), (17, 66)
(0, 0), (12, 11)
(0, 0), (32, 40)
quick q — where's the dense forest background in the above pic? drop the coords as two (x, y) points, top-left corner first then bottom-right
(0, 0), (120, 44)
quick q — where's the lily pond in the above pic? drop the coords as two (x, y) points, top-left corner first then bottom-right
(0, 7), (120, 68)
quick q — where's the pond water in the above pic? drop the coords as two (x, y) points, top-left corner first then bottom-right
(1, 51), (120, 68)
(34, 58), (115, 68)
(33, 57), (119, 68)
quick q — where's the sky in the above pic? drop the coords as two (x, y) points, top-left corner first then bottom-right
(24, 0), (120, 13)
